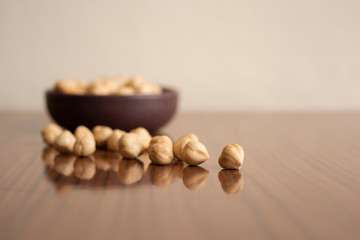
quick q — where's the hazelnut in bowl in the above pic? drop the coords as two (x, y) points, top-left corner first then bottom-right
(46, 76), (178, 132)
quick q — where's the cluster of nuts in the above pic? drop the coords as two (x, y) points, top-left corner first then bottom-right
(55, 75), (162, 96)
(42, 147), (243, 194)
(42, 123), (245, 170)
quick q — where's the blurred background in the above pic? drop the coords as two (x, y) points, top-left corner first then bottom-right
(0, 0), (359, 112)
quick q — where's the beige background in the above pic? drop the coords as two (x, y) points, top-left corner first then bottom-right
(0, 0), (359, 111)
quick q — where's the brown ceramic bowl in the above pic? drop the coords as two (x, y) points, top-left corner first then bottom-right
(46, 88), (178, 132)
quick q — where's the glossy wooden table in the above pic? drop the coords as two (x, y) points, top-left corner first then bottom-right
(0, 112), (360, 240)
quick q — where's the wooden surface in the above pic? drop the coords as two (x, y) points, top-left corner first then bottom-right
(1, 112), (360, 240)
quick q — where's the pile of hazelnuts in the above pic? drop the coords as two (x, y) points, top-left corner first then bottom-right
(41, 124), (244, 169)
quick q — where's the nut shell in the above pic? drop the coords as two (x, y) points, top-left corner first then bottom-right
(41, 123), (63, 145)
(73, 135), (96, 157)
(118, 133), (144, 158)
(182, 140), (209, 165)
(106, 129), (126, 151)
(54, 130), (76, 153)
(92, 125), (113, 147)
(173, 134), (198, 160)
(218, 144), (244, 170)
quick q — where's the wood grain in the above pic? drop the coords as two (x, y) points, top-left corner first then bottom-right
(0, 112), (360, 240)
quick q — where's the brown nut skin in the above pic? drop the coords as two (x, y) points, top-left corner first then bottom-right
(106, 129), (126, 151)
(130, 127), (152, 149)
(173, 134), (198, 160)
(54, 130), (76, 153)
(218, 144), (244, 170)
(148, 142), (174, 165)
(118, 133), (144, 158)
(183, 166), (209, 191)
(74, 157), (96, 180)
(118, 159), (144, 185)
(74, 125), (93, 139)
(41, 123), (63, 145)
(182, 140), (210, 165)
(218, 169), (244, 194)
(73, 135), (96, 157)
(92, 125), (113, 147)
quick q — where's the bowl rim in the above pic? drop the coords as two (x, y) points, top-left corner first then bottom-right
(46, 87), (178, 100)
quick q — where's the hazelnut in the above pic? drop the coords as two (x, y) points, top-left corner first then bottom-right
(54, 130), (76, 153)
(118, 133), (144, 158)
(182, 140), (210, 165)
(130, 127), (152, 149)
(55, 79), (87, 94)
(92, 125), (113, 147)
(135, 83), (162, 95)
(106, 129), (126, 151)
(118, 159), (144, 185)
(41, 123), (63, 145)
(116, 86), (135, 95)
(173, 134), (198, 160)
(74, 157), (96, 180)
(148, 136), (173, 165)
(218, 169), (244, 194)
(183, 166), (209, 190)
(218, 144), (244, 170)
(126, 75), (146, 89)
(74, 125), (93, 139)
(87, 77), (119, 95)
(73, 135), (96, 157)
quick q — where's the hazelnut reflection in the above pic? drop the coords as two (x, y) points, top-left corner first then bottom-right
(42, 146), (59, 167)
(182, 166), (209, 191)
(218, 169), (244, 194)
(172, 160), (185, 179)
(74, 157), (96, 180)
(136, 151), (152, 172)
(95, 150), (122, 172)
(53, 154), (77, 176)
(148, 164), (173, 188)
(118, 159), (144, 185)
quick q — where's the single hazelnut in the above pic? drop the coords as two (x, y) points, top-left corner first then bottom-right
(73, 135), (96, 157)
(41, 123), (63, 145)
(218, 169), (244, 194)
(74, 157), (96, 180)
(130, 127), (152, 149)
(218, 144), (244, 170)
(54, 130), (76, 153)
(92, 125), (113, 147)
(106, 129), (126, 151)
(182, 166), (209, 190)
(74, 125), (93, 139)
(55, 79), (87, 94)
(148, 136), (173, 165)
(182, 140), (210, 165)
(118, 133), (144, 158)
(173, 134), (198, 160)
